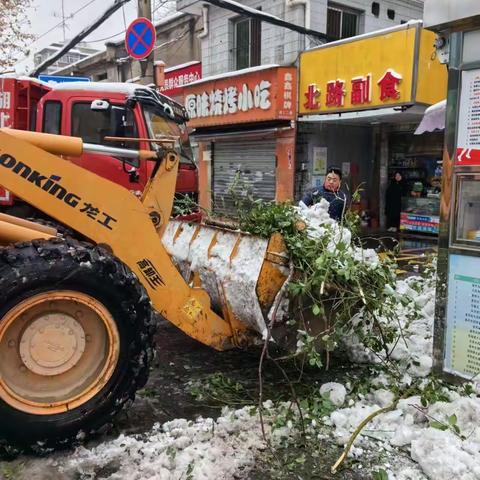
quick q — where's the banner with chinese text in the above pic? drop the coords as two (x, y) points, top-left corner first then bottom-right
(299, 25), (446, 115)
(457, 68), (480, 166)
(158, 61), (202, 98)
(182, 66), (297, 128)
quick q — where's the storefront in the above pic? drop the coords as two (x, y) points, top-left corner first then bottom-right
(182, 65), (297, 215)
(298, 21), (447, 233)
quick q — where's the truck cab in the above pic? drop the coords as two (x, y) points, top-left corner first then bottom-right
(0, 78), (198, 215)
(37, 82), (198, 200)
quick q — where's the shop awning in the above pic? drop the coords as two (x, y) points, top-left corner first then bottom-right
(414, 99), (446, 135)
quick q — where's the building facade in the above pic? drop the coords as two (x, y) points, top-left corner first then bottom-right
(182, 65), (297, 213)
(298, 21), (447, 233)
(33, 42), (100, 75)
(176, 0), (427, 220)
(177, 0), (424, 77)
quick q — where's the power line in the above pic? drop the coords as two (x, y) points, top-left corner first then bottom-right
(31, 0), (133, 76)
(152, 0), (173, 14)
(86, 29), (126, 43)
(34, 0), (99, 44)
(152, 27), (189, 52)
(200, 0), (330, 41)
(13, 0), (102, 68)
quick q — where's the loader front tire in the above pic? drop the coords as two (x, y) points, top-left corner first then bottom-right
(0, 238), (155, 453)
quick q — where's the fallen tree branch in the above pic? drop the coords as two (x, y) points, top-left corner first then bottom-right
(331, 402), (398, 474)
(331, 383), (420, 474)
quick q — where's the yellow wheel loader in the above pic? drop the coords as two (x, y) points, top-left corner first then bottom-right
(0, 94), (291, 451)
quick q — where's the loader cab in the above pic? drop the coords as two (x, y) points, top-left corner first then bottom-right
(36, 82), (198, 199)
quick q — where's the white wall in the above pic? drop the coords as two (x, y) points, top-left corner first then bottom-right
(194, 0), (423, 77)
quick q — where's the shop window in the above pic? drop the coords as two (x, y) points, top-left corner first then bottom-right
(453, 175), (480, 246)
(233, 16), (261, 70)
(327, 3), (360, 41)
(43, 101), (62, 135)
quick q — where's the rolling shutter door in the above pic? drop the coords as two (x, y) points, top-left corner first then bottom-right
(213, 139), (276, 215)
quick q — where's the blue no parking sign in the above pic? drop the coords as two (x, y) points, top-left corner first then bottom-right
(125, 17), (156, 60)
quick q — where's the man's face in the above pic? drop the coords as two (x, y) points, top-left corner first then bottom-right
(324, 172), (341, 192)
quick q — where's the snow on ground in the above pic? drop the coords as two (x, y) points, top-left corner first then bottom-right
(47, 201), (479, 480)
(326, 272), (480, 480)
(345, 274), (436, 377)
(58, 405), (274, 480)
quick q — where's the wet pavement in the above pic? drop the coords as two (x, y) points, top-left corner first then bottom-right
(0, 235), (433, 480)
(0, 319), (381, 480)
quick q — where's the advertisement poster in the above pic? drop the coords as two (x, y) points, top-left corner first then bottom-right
(457, 68), (480, 166)
(444, 254), (480, 379)
(312, 147), (328, 175)
(400, 213), (439, 234)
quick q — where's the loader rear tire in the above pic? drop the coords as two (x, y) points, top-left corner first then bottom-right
(0, 238), (156, 453)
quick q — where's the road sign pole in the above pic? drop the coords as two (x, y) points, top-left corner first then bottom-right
(137, 0), (154, 85)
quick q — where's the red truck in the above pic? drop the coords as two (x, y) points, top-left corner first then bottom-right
(0, 76), (198, 217)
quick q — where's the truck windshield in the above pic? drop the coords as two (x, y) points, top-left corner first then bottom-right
(143, 106), (194, 165)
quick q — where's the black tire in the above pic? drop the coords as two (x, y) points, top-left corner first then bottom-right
(0, 238), (156, 454)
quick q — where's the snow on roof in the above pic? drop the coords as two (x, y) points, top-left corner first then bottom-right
(154, 11), (187, 28)
(186, 64), (280, 87)
(0, 74), (50, 88)
(165, 60), (201, 73)
(306, 19), (423, 52)
(52, 49), (106, 75)
(51, 81), (150, 94)
(415, 99), (446, 135)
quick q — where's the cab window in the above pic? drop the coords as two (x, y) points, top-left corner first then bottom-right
(143, 106), (194, 165)
(71, 102), (138, 150)
(43, 101), (62, 135)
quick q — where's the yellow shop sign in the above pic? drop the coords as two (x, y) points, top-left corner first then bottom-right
(299, 22), (447, 115)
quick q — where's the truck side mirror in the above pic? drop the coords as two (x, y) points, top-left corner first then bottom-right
(91, 99), (110, 111)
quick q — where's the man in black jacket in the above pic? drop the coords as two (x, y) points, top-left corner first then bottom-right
(301, 167), (347, 221)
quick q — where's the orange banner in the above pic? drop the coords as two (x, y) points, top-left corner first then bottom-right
(183, 66), (297, 128)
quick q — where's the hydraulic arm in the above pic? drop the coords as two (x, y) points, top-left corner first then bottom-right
(0, 129), (236, 350)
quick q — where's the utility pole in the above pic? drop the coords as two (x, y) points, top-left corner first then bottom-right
(137, 0), (154, 85)
(61, 0), (66, 42)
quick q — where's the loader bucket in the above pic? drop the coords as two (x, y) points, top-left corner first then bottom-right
(162, 220), (291, 344)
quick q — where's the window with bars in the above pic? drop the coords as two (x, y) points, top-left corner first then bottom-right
(233, 17), (261, 70)
(327, 3), (360, 41)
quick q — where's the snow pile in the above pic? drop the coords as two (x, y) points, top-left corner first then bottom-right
(320, 382), (347, 407)
(60, 405), (274, 480)
(297, 199), (379, 268)
(320, 272), (480, 480)
(345, 274), (436, 377)
(297, 199), (352, 249)
(328, 388), (480, 480)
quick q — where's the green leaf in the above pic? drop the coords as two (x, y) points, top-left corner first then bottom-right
(448, 414), (457, 426)
(430, 421), (448, 431)
(312, 304), (321, 316)
(373, 469), (389, 480)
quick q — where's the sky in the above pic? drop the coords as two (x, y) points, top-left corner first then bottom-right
(16, 0), (175, 74)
